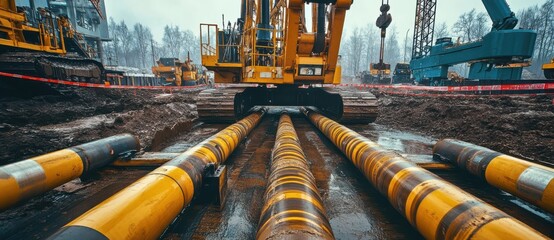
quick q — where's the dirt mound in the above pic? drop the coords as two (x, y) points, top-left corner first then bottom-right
(374, 92), (554, 163)
(0, 88), (200, 165)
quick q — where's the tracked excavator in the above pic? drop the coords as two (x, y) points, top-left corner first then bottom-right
(0, 0), (104, 83)
(198, 0), (378, 123)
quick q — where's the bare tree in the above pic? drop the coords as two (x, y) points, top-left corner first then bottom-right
(452, 9), (490, 43)
(133, 23), (153, 68)
(434, 22), (450, 40)
(117, 21), (133, 66)
(344, 27), (366, 75)
(180, 29), (200, 63)
(473, 12), (489, 40)
(518, 0), (554, 76)
(162, 25), (183, 58)
(362, 23), (377, 71)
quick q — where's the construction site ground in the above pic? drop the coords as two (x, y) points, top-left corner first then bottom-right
(0, 84), (552, 239)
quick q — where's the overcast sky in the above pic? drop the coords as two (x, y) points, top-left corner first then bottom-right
(105, 0), (544, 42)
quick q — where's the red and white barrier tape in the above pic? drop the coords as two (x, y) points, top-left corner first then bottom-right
(1, 71), (552, 95)
(335, 83), (554, 92)
(0, 72), (206, 90)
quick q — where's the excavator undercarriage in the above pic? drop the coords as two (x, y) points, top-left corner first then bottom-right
(197, 86), (378, 123)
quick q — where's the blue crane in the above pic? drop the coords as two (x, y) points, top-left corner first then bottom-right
(410, 0), (537, 85)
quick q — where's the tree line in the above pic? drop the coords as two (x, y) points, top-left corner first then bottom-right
(103, 18), (201, 70)
(340, 0), (554, 78)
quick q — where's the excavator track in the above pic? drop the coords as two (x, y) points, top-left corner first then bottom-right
(0, 52), (104, 83)
(197, 88), (246, 123)
(197, 86), (379, 124)
(326, 88), (379, 124)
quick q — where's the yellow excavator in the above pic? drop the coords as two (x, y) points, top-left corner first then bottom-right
(199, 0), (378, 123)
(0, 0), (104, 82)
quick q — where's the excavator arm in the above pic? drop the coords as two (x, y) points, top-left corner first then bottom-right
(481, 0), (518, 30)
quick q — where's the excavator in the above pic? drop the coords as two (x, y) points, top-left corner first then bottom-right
(199, 0), (378, 123)
(0, 0), (104, 83)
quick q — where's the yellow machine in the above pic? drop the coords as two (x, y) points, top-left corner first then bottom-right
(152, 55), (201, 86)
(542, 58), (554, 79)
(199, 0), (377, 123)
(0, 0), (103, 82)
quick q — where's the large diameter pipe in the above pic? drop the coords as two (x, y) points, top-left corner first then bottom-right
(257, 113), (334, 239)
(301, 108), (547, 240)
(433, 139), (554, 214)
(48, 108), (266, 240)
(0, 134), (140, 211)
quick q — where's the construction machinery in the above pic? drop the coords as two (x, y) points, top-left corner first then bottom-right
(410, 0), (537, 85)
(359, 62), (391, 84)
(151, 53), (204, 86)
(0, 0), (105, 83)
(198, 0), (378, 123)
(543, 58), (554, 79)
(392, 63), (412, 83)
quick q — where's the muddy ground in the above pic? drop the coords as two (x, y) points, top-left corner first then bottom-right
(0, 84), (552, 165)
(0, 86), (199, 165)
(374, 92), (554, 164)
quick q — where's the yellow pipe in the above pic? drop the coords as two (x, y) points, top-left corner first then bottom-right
(48, 108), (266, 240)
(0, 134), (139, 211)
(256, 113), (334, 240)
(433, 139), (554, 214)
(301, 108), (547, 240)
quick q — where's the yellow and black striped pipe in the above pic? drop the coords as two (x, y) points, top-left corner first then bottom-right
(0, 134), (139, 211)
(301, 108), (547, 240)
(48, 108), (266, 240)
(256, 113), (334, 240)
(434, 139), (554, 214)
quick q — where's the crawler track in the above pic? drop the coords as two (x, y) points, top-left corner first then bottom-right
(0, 109), (552, 239)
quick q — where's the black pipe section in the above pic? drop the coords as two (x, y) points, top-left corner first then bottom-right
(312, 3), (326, 54)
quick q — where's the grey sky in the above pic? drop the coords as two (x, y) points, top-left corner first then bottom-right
(105, 0), (544, 42)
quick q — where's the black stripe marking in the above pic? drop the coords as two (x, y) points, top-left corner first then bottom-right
(47, 225), (109, 240)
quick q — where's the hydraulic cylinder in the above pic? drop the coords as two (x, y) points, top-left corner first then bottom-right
(434, 139), (554, 214)
(257, 113), (334, 239)
(47, 108), (266, 240)
(0, 134), (140, 211)
(302, 107), (547, 240)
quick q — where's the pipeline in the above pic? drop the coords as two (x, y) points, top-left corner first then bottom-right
(48, 108), (266, 240)
(301, 107), (547, 240)
(0, 134), (139, 211)
(433, 139), (554, 214)
(256, 113), (334, 240)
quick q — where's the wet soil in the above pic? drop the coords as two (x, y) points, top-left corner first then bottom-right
(373, 92), (554, 164)
(1, 109), (552, 239)
(0, 87), (199, 164)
